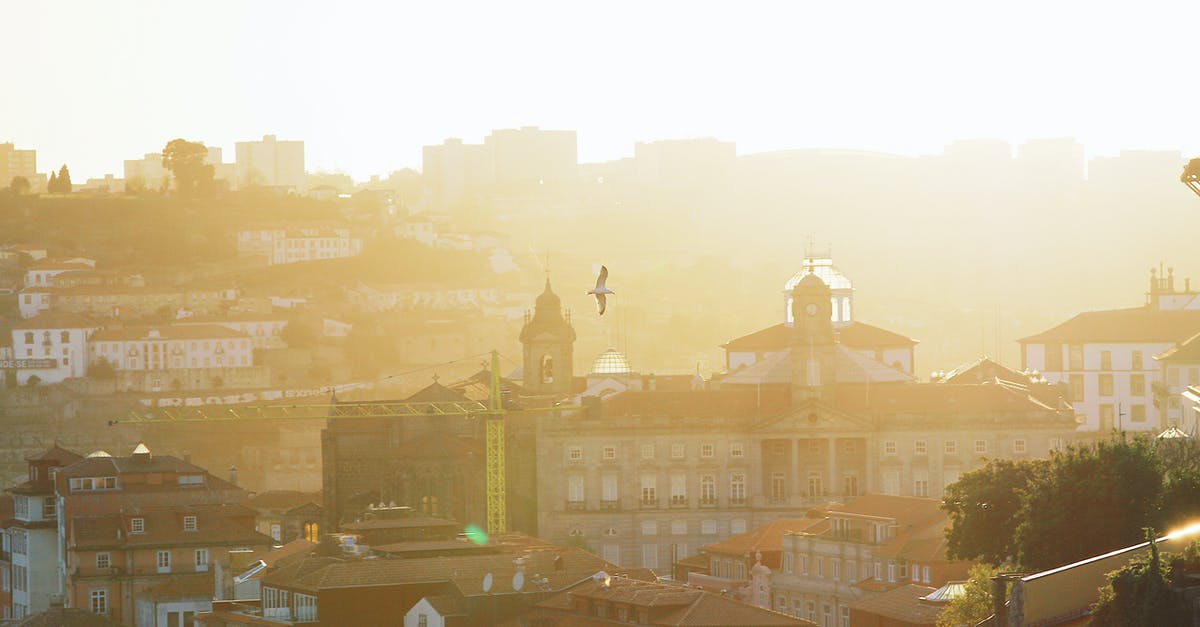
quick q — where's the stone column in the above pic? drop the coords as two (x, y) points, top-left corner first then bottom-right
(827, 438), (837, 497)
(791, 439), (801, 502)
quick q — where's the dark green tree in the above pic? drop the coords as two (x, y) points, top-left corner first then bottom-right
(1016, 437), (1163, 571)
(47, 170), (59, 193)
(943, 458), (1042, 565)
(1090, 533), (1189, 626)
(162, 138), (215, 198)
(936, 564), (1000, 627)
(57, 164), (71, 192)
(9, 176), (30, 195)
(88, 357), (116, 380)
(1160, 465), (1200, 531)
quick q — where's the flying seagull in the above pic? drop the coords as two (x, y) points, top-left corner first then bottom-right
(588, 265), (614, 315)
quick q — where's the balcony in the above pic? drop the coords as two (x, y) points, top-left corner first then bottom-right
(669, 496), (688, 508)
(600, 500), (620, 511)
(728, 497), (746, 507)
(699, 498), (718, 508)
(640, 498), (658, 509)
(567, 501), (586, 511)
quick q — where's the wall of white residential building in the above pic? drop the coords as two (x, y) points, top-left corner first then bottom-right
(1024, 341), (1167, 432)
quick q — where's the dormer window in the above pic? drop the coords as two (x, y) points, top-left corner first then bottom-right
(184, 515), (197, 531)
(131, 518), (145, 534)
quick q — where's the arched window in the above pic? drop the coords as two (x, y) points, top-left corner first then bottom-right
(303, 521), (320, 543)
(541, 354), (555, 384)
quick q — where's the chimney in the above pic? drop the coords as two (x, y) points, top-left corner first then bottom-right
(228, 466), (238, 486)
(991, 575), (1008, 626)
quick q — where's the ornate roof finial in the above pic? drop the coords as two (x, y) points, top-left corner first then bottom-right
(432, 373), (440, 383)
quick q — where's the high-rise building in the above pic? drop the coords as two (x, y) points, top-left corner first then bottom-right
(235, 135), (305, 191)
(0, 142), (37, 187)
(484, 126), (577, 186)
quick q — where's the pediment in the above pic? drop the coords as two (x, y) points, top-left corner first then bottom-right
(754, 398), (873, 433)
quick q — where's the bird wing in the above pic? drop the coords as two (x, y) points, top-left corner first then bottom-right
(595, 293), (607, 315)
(594, 265), (608, 290)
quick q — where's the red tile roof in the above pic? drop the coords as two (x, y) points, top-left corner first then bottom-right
(827, 495), (944, 529)
(849, 583), (941, 625)
(722, 321), (916, 351)
(90, 324), (248, 342)
(11, 312), (99, 329)
(941, 357), (1030, 385)
(831, 382), (1057, 413)
(247, 491), (321, 512)
(71, 505), (272, 550)
(702, 517), (829, 558)
(1018, 307), (1200, 344)
(1155, 331), (1200, 363)
(27, 443), (85, 465)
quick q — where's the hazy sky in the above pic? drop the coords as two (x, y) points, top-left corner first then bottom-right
(5, 0), (1198, 180)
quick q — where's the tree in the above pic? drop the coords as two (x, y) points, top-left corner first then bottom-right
(943, 458), (1042, 566)
(1160, 465), (1200, 531)
(1016, 437), (1164, 571)
(162, 138), (215, 198)
(88, 357), (116, 380)
(57, 164), (71, 192)
(9, 176), (30, 195)
(1090, 533), (1190, 626)
(47, 170), (59, 193)
(936, 564), (999, 627)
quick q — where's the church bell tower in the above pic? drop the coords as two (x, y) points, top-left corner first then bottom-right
(519, 279), (576, 396)
(790, 273), (838, 406)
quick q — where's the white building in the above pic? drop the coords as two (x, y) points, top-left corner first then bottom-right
(89, 324), (255, 372)
(270, 227), (362, 265)
(17, 287), (52, 318)
(1019, 266), (1200, 432)
(10, 313), (98, 384)
(123, 153), (172, 191)
(235, 135), (305, 191)
(23, 259), (95, 288)
(173, 315), (288, 350)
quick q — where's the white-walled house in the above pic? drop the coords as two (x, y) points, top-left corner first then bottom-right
(17, 287), (52, 318)
(10, 313), (98, 384)
(89, 325), (255, 372)
(1019, 268), (1200, 433)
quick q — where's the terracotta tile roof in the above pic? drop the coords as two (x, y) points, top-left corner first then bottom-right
(143, 574), (214, 598)
(247, 490), (321, 511)
(827, 495), (944, 529)
(71, 506), (272, 550)
(14, 605), (125, 626)
(262, 539), (318, 567)
(405, 380), (473, 403)
(59, 450), (239, 492)
(849, 583), (941, 625)
(941, 357), (1031, 385)
(1018, 307), (1200, 344)
(264, 547), (616, 594)
(702, 517), (829, 558)
(874, 519), (954, 563)
(536, 577), (814, 625)
(831, 382), (1057, 413)
(1155, 331), (1200, 363)
(601, 389), (791, 419)
(27, 443), (85, 465)
(424, 595), (466, 616)
(373, 539), (491, 556)
(719, 348), (913, 386)
(722, 321), (916, 351)
(11, 312), (99, 329)
(90, 324), (249, 342)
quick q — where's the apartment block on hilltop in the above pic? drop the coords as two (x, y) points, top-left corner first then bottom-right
(235, 135), (305, 191)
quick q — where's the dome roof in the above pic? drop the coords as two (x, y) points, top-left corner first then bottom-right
(591, 349), (632, 375)
(784, 257), (852, 292)
(86, 450), (112, 458)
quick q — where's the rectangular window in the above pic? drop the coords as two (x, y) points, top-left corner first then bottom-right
(641, 521), (658, 536)
(156, 550), (171, 572)
(670, 473), (687, 505)
(568, 475), (585, 503)
(642, 544), (658, 569)
(641, 443), (655, 459)
(1069, 344), (1083, 370)
(884, 441), (896, 455)
(1100, 404), (1115, 427)
(1131, 404), (1147, 423)
(799, 555), (809, 576)
(1013, 439), (1027, 454)
(90, 589), (107, 615)
(807, 472), (823, 497)
(700, 474), (717, 504)
(195, 549), (209, 570)
(1132, 350), (1143, 370)
(730, 442), (744, 457)
(641, 474), (657, 505)
(602, 445), (616, 460)
(702, 519), (717, 535)
(671, 443), (685, 459)
(701, 443), (714, 458)
(944, 440), (957, 455)
(914, 470), (930, 497)
(131, 518), (144, 534)
(1099, 374), (1113, 396)
(974, 440), (987, 454)
(602, 475), (618, 503)
(1100, 350), (1112, 370)
(183, 515), (196, 531)
(1131, 374), (1145, 396)
(832, 558), (841, 581)
(1070, 374), (1085, 401)
(730, 472), (746, 504)
(567, 445), (582, 462)
(914, 440), (927, 455)
(771, 472), (786, 501)
(883, 470), (900, 496)
(96, 553), (110, 569)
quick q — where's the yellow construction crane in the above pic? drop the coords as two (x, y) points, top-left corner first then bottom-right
(110, 351), (571, 536)
(1184, 158), (1200, 198)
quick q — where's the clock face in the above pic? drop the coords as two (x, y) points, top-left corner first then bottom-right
(805, 303), (818, 316)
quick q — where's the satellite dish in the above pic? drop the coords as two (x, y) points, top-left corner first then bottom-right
(482, 573), (493, 593)
(512, 571), (525, 592)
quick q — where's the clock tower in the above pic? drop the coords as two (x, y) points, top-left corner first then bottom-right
(520, 279), (576, 397)
(790, 272), (837, 406)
